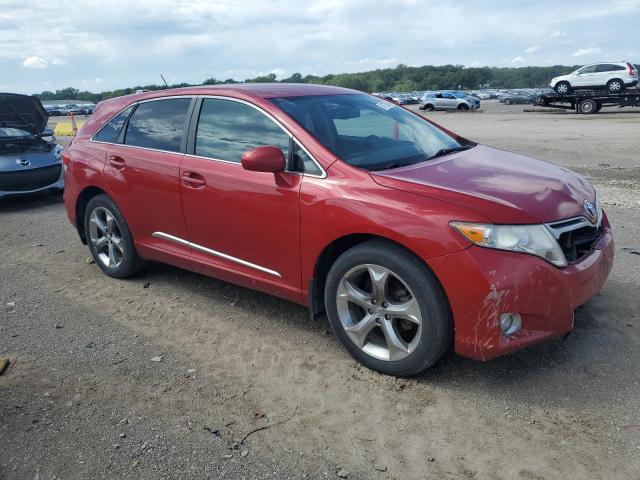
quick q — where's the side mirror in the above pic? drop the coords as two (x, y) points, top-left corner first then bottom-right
(241, 146), (286, 173)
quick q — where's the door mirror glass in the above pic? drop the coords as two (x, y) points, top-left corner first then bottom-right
(241, 145), (286, 173)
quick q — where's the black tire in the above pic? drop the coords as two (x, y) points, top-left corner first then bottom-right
(324, 240), (452, 376)
(503, 98), (512, 105)
(555, 81), (571, 94)
(84, 194), (144, 278)
(577, 99), (598, 114)
(457, 103), (469, 111)
(606, 78), (624, 94)
(425, 104), (435, 111)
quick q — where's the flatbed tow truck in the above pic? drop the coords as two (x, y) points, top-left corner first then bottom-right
(534, 88), (640, 114)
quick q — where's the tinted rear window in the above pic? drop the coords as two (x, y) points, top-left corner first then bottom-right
(124, 98), (191, 152)
(93, 106), (134, 143)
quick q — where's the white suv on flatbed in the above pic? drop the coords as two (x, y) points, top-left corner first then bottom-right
(550, 62), (638, 94)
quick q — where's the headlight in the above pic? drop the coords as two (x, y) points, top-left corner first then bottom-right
(450, 222), (568, 267)
(54, 145), (63, 160)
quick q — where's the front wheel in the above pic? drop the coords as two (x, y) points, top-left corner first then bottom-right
(457, 103), (469, 111)
(577, 99), (598, 114)
(84, 194), (145, 278)
(504, 98), (512, 105)
(555, 81), (571, 94)
(324, 240), (452, 376)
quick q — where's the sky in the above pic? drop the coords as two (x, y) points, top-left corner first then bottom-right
(1, 0), (639, 94)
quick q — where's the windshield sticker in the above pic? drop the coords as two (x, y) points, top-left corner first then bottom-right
(376, 100), (395, 111)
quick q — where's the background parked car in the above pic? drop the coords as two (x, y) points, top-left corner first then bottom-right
(79, 104), (96, 115)
(498, 91), (534, 105)
(550, 62), (638, 94)
(44, 105), (64, 116)
(420, 91), (480, 111)
(0, 93), (64, 198)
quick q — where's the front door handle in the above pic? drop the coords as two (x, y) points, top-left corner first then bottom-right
(182, 172), (206, 188)
(107, 155), (126, 170)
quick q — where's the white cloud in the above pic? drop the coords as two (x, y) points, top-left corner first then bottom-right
(511, 56), (524, 64)
(525, 46), (540, 53)
(572, 47), (602, 57)
(22, 56), (49, 68)
(269, 68), (288, 78)
(51, 59), (67, 66)
(550, 30), (567, 39)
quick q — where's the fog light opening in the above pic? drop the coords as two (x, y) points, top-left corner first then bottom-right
(500, 313), (522, 336)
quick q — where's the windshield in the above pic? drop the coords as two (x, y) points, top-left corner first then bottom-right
(271, 94), (468, 171)
(0, 127), (33, 138)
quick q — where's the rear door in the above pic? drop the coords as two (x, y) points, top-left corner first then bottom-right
(103, 97), (194, 256)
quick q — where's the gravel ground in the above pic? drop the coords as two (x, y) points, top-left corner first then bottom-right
(1, 103), (639, 480)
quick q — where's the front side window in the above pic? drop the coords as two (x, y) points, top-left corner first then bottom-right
(577, 65), (597, 74)
(271, 94), (467, 171)
(195, 98), (290, 163)
(124, 98), (191, 152)
(93, 105), (134, 143)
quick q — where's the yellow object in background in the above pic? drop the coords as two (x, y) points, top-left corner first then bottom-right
(53, 121), (85, 136)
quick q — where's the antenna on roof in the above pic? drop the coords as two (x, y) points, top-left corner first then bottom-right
(160, 74), (168, 88)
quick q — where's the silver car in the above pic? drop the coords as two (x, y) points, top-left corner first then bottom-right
(419, 92), (480, 111)
(0, 93), (63, 198)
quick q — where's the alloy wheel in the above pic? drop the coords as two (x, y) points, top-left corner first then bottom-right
(88, 206), (124, 268)
(335, 264), (423, 362)
(609, 80), (622, 92)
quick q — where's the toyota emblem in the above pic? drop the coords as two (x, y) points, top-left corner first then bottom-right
(584, 200), (597, 223)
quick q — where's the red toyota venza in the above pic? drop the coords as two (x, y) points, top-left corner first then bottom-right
(62, 84), (613, 376)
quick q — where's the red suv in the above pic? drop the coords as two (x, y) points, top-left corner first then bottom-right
(63, 84), (613, 375)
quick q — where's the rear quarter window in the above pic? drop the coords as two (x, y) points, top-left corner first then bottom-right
(92, 106), (134, 143)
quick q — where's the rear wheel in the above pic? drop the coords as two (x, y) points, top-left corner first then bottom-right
(84, 194), (144, 278)
(324, 240), (452, 376)
(555, 81), (571, 94)
(606, 78), (624, 94)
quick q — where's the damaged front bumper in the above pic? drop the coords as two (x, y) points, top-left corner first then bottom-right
(428, 226), (614, 361)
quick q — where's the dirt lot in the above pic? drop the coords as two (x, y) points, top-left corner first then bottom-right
(1, 101), (639, 480)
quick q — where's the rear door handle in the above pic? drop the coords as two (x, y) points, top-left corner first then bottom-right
(107, 155), (126, 170)
(181, 172), (206, 188)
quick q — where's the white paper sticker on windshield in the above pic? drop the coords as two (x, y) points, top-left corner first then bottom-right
(376, 101), (395, 111)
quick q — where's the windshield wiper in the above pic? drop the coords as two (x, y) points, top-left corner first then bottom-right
(428, 145), (474, 160)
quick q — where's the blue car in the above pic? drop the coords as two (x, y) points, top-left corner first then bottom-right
(0, 93), (64, 198)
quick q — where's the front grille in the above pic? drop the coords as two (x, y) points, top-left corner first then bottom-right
(547, 215), (604, 263)
(0, 164), (62, 192)
(556, 224), (604, 262)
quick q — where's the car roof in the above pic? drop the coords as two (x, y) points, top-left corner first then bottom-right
(95, 83), (359, 113)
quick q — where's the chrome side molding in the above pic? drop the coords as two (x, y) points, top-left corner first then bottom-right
(152, 232), (282, 278)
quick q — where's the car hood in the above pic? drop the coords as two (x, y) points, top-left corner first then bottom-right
(0, 93), (48, 135)
(371, 145), (595, 224)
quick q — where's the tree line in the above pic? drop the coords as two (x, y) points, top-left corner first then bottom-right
(35, 63), (622, 102)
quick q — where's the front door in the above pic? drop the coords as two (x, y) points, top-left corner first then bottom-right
(179, 97), (302, 300)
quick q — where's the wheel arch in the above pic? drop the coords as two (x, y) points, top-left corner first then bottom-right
(75, 185), (108, 244)
(308, 233), (452, 321)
